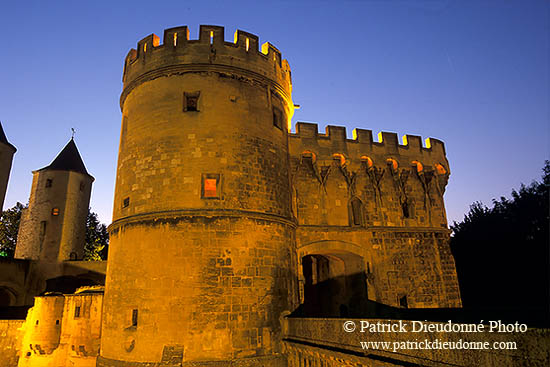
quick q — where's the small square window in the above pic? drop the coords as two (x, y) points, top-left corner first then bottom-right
(74, 306), (81, 319)
(51, 208), (60, 216)
(201, 174), (221, 199)
(123, 197), (130, 208)
(184, 91), (200, 112)
(45, 179), (53, 188)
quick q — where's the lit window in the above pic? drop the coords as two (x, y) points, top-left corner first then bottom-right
(201, 174), (221, 199)
(51, 208), (60, 216)
(184, 92), (200, 112)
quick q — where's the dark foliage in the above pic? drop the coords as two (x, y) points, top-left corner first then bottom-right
(0, 202), (26, 258)
(0, 204), (108, 260)
(450, 161), (549, 321)
(84, 210), (109, 260)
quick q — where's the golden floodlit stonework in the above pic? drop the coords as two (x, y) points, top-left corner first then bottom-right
(98, 25), (460, 366)
(12, 25), (543, 367)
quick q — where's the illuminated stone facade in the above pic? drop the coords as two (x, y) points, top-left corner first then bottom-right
(0, 25), (466, 367)
(98, 25), (460, 367)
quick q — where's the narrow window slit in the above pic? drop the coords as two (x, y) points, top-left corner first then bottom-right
(132, 309), (138, 327)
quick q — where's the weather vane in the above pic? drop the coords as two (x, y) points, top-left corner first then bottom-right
(71, 128), (76, 139)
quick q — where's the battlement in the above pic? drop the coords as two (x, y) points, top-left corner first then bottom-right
(290, 122), (449, 172)
(122, 25), (292, 104)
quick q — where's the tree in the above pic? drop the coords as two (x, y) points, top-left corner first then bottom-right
(0, 202), (26, 258)
(0, 204), (108, 260)
(450, 161), (549, 317)
(84, 210), (109, 260)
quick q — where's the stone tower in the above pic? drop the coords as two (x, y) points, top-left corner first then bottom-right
(0, 121), (16, 210)
(15, 139), (94, 270)
(98, 26), (298, 366)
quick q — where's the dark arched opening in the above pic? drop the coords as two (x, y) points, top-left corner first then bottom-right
(301, 252), (368, 317)
(0, 287), (14, 307)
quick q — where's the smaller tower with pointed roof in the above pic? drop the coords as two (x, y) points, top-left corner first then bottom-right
(0, 122), (17, 210)
(15, 139), (94, 271)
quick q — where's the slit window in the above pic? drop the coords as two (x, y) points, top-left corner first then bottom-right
(39, 221), (47, 238)
(131, 309), (138, 327)
(201, 174), (221, 199)
(123, 197), (130, 208)
(399, 295), (408, 308)
(184, 91), (200, 112)
(74, 306), (81, 319)
(273, 107), (283, 130)
(79, 181), (85, 191)
(350, 198), (363, 226)
(173, 33), (178, 47)
(402, 201), (410, 218)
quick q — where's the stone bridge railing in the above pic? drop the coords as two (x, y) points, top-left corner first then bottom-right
(281, 318), (550, 367)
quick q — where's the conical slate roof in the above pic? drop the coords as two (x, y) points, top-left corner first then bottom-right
(0, 121), (16, 151)
(40, 139), (90, 176)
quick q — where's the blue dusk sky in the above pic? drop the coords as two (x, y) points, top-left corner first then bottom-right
(0, 0), (548, 225)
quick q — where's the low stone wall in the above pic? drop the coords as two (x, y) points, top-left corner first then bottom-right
(0, 319), (24, 367)
(283, 318), (550, 367)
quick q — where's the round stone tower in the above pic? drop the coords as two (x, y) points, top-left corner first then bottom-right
(99, 26), (299, 366)
(0, 121), (16, 211)
(15, 138), (94, 269)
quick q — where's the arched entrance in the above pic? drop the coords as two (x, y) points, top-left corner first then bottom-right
(299, 241), (368, 317)
(0, 287), (15, 307)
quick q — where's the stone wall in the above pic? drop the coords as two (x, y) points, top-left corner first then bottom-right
(283, 317), (550, 367)
(0, 319), (24, 367)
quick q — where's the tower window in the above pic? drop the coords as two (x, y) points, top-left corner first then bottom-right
(350, 198), (363, 226)
(51, 208), (60, 216)
(74, 306), (81, 318)
(131, 309), (138, 327)
(39, 221), (47, 238)
(184, 91), (200, 112)
(273, 107), (283, 130)
(201, 174), (221, 199)
(399, 295), (408, 308)
(45, 179), (53, 188)
(79, 181), (85, 191)
(402, 201), (414, 219)
(123, 197), (130, 208)
(402, 201), (410, 218)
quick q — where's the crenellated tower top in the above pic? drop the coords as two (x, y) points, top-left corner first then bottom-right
(121, 25), (292, 109)
(290, 122), (450, 175)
